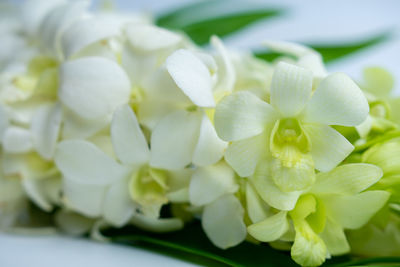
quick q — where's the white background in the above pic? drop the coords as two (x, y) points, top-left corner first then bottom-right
(1, 0), (400, 266)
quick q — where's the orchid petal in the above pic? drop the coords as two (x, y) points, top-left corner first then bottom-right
(63, 177), (107, 217)
(150, 110), (201, 170)
(125, 24), (182, 52)
(246, 182), (269, 223)
(21, 178), (53, 212)
(141, 67), (191, 104)
(39, 1), (88, 57)
(192, 114), (227, 166)
(31, 103), (62, 160)
(55, 210), (94, 236)
(291, 220), (327, 267)
(21, 0), (64, 36)
(324, 190), (390, 229)
(225, 132), (267, 177)
(55, 140), (130, 185)
(111, 104), (150, 166)
(211, 36), (235, 93)
(202, 194), (246, 249)
(61, 108), (110, 140)
(251, 160), (302, 211)
(312, 163), (382, 195)
(320, 218), (350, 255)
(2, 126), (33, 153)
(103, 177), (135, 227)
(303, 73), (369, 126)
(248, 211), (288, 242)
(59, 57), (130, 120)
(137, 99), (180, 131)
(167, 49), (215, 108)
(61, 17), (121, 59)
(303, 124), (354, 172)
(363, 67), (394, 97)
(362, 140), (400, 175)
(270, 62), (313, 117)
(189, 162), (238, 206)
(215, 91), (278, 141)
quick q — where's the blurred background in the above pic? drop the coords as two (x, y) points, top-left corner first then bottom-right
(100, 0), (400, 92)
(1, 0), (400, 266)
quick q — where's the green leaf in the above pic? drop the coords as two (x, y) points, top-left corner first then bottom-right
(103, 221), (298, 267)
(255, 32), (392, 64)
(156, 0), (282, 45)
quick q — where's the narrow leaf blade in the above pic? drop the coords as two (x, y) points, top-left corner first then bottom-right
(254, 32), (392, 64)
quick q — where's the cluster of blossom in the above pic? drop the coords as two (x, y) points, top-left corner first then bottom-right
(0, 1), (399, 266)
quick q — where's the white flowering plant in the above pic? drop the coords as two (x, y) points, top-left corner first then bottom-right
(0, 1), (399, 266)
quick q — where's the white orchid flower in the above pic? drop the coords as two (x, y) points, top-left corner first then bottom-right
(247, 163), (389, 266)
(0, 103), (62, 211)
(215, 61), (369, 195)
(146, 37), (236, 170)
(188, 161), (246, 249)
(55, 104), (191, 227)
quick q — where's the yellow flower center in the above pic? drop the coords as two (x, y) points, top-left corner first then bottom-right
(270, 119), (315, 192)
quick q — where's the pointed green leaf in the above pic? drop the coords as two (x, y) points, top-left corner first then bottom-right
(255, 32), (392, 64)
(156, 0), (282, 45)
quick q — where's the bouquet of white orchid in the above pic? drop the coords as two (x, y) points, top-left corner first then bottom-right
(1, 1), (399, 266)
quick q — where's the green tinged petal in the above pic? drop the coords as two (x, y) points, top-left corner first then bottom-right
(320, 218), (350, 255)
(389, 97), (400, 125)
(269, 119), (316, 192)
(270, 156), (315, 192)
(251, 159), (302, 211)
(347, 213), (400, 257)
(302, 124), (354, 172)
(129, 166), (169, 217)
(324, 190), (390, 229)
(306, 197), (326, 234)
(290, 194), (316, 221)
(248, 211), (288, 242)
(363, 66), (394, 97)
(291, 220), (327, 267)
(246, 182), (269, 223)
(363, 140), (400, 175)
(312, 163), (383, 195)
